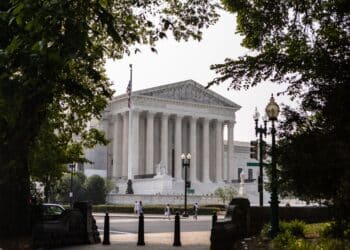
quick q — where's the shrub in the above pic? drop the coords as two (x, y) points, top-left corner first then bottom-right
(214, 186), (237, 205)
(321, 221), (350, 238)
(201, 204), (226, 209)
(317, 239), (350, 250)
(91, 204), (221, 215)
(271, 231), (300, 250)
(272, 236), (350, 250)
(86, 175), (107, 204)
(260, 223), (270, 238)
(260, 220), (306, 238)
(280, 220), (306, 238)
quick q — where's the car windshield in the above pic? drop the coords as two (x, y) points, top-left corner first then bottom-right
(43, 204), (65, 216)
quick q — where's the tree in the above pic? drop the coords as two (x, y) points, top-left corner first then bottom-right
(29, 106), (108, 203)
(214, 186), (237, 206)
(0, 1), (219, 247)
(56, 172), (87, 204)
(86, 175), (107, 205)
(208, 0), (350, 231)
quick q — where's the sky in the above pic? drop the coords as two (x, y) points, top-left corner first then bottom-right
(105, 11), (294, 142)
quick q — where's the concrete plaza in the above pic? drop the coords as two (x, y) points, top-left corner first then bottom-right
(55, 231), (210, 250)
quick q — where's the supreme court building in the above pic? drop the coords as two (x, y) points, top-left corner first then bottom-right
(84, 80), (264, 198)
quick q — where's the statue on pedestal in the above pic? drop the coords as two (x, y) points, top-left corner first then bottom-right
(156, 161), (167, 176)
(238, 171), (246, 196)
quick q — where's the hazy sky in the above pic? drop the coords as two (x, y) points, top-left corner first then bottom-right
(105, 11), (294, 142)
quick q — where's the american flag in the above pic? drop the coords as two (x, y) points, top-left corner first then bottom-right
(127, 64), (132, 108)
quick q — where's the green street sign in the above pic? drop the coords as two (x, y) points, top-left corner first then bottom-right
(187, 188), (195, 194)
(247, 162), (259, 167)
(246, 162), (270, 167)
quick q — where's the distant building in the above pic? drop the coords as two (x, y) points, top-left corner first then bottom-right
(84, 80), (269, 204)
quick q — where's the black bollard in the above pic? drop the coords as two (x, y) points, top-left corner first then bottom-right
(212, 212), (217, 229)
(173, 212), (181, 246)
(137, 212), (145, 246)
(102, 212), (110, 245)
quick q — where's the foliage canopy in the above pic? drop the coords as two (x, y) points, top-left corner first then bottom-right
(214, 0), (350, 227)
(0, 0), (219, 244)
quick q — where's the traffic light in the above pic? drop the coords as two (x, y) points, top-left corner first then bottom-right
(261, 141), (269, 160)
(250, 140), (258, 159)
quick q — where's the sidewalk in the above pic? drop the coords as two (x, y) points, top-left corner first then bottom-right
(55, 214), (214, 249)
(55, 231), (211, 250)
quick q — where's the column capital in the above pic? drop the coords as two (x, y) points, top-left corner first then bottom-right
(175, 114), (184, 121)
(189, 115), (199, 121)
(147, 111), (156, 117)
(132, 109), (140, 115)
(161, 112), (170, 118)
(202, 117), (211, 124)
(111, 113), (121, 122)
(215, 118), (225, 123)
(225, 120), (236, 127)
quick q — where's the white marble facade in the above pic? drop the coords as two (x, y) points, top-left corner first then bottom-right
(86, 80), (246, 195)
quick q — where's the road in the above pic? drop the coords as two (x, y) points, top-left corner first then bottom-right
(95, 215), (212, 235)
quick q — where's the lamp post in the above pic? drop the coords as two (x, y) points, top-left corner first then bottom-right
(181, 153), (191, 217)
(265, 94), (280, 238)
(253, 108), (268, 207)
(69, 163), (75, 208)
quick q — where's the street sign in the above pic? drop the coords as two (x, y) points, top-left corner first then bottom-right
(187, 188), (195, 194)
(247, 162), (259, 167)
(246, 162), (270, 167)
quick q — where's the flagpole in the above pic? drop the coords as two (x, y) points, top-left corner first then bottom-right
(127, 64), (133, 181)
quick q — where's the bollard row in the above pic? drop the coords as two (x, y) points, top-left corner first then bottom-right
(102, 211), (184, 247)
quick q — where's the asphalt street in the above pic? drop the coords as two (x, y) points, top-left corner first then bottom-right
(95, 216), (212, 235)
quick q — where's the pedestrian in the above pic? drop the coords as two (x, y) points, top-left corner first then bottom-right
(164, 204), (171, 220)
(134, 201), (139, 215)
(138, 201), (143, 215)
(193, 202), (199, 220)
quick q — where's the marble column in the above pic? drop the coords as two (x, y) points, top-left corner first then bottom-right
(227, 120), (234, 181)
(215, 119), (223, 182)
(131, 111), (140, 177)
(202, 118), (211, 183)
(161, 113), (169, 169)
(190, 116), (198, 182)
(122, 112), (128, 178)
(112, 114), (121, 179)
(174, 114), (183, 180)
(146, 112), (155, 175)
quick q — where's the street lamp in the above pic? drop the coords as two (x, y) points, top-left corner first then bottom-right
(69, 163), (75, 208)
(265, 94), (280, 238)
(253, 107), (268, 207)
(181, 153), (191, 217)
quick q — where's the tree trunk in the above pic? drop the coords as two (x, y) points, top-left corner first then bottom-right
(0, 99), (46, 249)
(0, 154), (32, 249)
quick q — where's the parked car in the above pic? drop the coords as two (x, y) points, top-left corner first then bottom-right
(42, 203), (65, 220)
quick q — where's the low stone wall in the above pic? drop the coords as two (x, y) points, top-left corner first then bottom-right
(107, 194), (221, 205)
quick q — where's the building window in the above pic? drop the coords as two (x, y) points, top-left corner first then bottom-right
(248, 169), (253, 181)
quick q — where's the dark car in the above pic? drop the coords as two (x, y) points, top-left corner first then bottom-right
(42, 203), (65, 220)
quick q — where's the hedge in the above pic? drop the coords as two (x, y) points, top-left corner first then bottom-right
(91, 204), (222, 215)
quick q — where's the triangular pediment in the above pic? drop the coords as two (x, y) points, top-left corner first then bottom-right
(133, 80), (240, 109)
